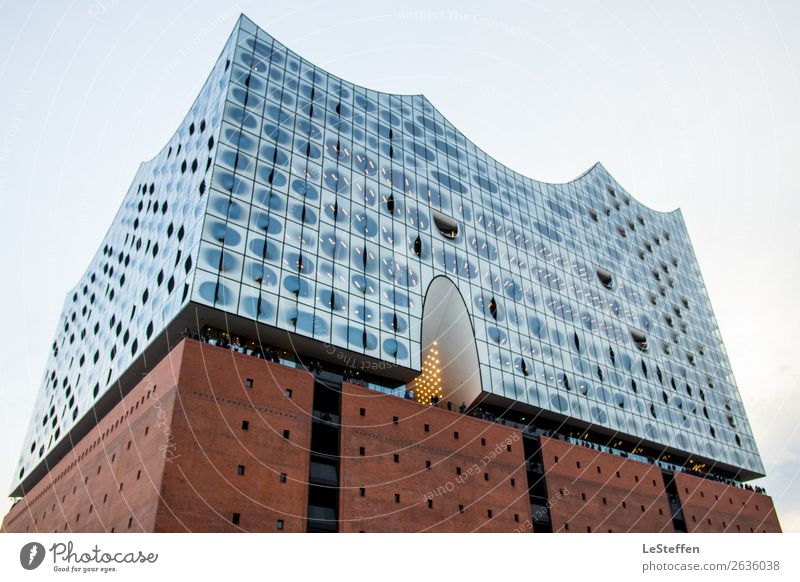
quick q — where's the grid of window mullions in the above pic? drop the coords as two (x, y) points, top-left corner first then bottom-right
(197, 24), (760, 474)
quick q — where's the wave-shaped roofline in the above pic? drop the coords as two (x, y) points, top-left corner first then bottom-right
(239, 14), (679, 216)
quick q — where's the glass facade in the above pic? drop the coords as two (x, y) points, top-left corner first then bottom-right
(12, 14), (763, 493)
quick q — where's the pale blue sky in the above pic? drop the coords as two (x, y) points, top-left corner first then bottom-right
(0, 0), (798, 531)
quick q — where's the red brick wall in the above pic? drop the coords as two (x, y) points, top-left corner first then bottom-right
(674, 472), (781, 532)
(1, 342), (185, 533)
(154, 340), (314, 532)
(338, 383), (530, 532)
(3, 339), (783, 534)
(540, 436), (675, 533)
(2, 339), (315, 533)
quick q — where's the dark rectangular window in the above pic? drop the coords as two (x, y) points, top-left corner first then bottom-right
(232, 513), (240, 525)
(394, 494), (400, 503)
(393, 454), (400, 463)
(283, 429), (290, 439)
(487, 509), (493, 518)
(458, 505), (464, 513)
(136, 470), (141, 480)
(510, 478), (515, 487)
(128, 517), (133, 529)
(237, 465), (245, 476)
(245, 378), (254, 388)
(424, 423), (430, 432)
(359, 408), (366, 417)
(456, 467), (462, 476)
(484, 473), (489, 481)
(359, 447), (366, 456)
(241, 420), (249, 431)
(279, 473), (287, 483)
(427, 499), (433, 509)
(359, 488), (365, 497)
(453, 431), (459, 440)
(425, 460), (431, 469)
(285, 388), (293, 398)
(507, 444), (512, 452)
(481, 438), (486, 446)
(277, 519), (284, 530)
(514, 514), (519, 523)
(392, 416), (399, 424)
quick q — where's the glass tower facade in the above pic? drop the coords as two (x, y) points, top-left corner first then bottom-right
(12, 14), (763, 495)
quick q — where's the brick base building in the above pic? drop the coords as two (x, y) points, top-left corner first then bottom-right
(1, 340), (780, 533)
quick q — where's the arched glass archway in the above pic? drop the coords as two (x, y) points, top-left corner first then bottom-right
(413, 276), (481, 408)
